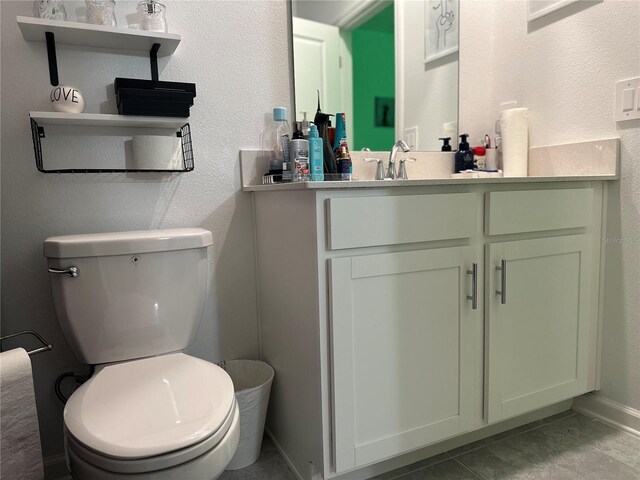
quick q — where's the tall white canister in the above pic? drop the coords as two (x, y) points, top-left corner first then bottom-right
(500, 108), (529, 177)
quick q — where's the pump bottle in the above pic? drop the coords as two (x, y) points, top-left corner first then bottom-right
(439, 137), (452, 152)
(455, 134), (474, 173)
(309, 124), (324, 181)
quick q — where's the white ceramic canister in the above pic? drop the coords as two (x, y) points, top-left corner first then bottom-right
(50, 85), (85, 113)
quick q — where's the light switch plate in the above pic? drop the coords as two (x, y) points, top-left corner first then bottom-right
(404, 126), (418, 150)
(622, 88), (635, 111)
(615, 77), (640, 122)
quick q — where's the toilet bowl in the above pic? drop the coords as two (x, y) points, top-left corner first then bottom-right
(44, 229), (239, 479)
(62, 353), (239, 479)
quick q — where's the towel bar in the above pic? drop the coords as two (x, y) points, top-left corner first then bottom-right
(0, 330), (53, 356)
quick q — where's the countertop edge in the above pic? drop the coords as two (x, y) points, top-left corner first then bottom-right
(242, 174), (619, 192)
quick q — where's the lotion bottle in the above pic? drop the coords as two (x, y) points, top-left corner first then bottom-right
(309, 124), (324, 181)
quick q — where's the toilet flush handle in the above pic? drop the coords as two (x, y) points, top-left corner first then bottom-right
(48, 266), (79, 278)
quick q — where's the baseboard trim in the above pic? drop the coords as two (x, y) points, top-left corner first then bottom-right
(265, 429), (306, 480)
(573, 393), (640, 438)
(43, 453), (70, 480)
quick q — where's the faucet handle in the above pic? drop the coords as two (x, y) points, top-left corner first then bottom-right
(397, 157), (416, 180)
(363, 157), (384, 180)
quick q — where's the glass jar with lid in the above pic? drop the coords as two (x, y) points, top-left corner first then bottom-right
(137, 1), (167, 33)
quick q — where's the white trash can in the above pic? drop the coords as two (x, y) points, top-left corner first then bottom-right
(220, 360), (275, 470)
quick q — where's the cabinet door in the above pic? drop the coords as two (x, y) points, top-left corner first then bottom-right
(486, 235), (592, 423)
(329, 247), (480, 472)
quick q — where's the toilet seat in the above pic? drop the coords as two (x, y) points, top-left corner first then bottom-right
(65, 401), (238, 474)
(64, 353), (236, 462)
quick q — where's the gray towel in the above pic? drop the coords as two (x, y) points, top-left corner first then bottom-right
(1, 348), (45, 480)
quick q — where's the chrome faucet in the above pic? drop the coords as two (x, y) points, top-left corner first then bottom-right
(387, 140), (411, 179)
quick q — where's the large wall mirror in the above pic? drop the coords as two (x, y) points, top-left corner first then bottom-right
(291, 0), (459, 152)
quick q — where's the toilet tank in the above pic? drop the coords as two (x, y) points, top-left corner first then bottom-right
(44, 229), (213, 365)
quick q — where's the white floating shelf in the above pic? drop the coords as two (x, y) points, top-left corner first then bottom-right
(17, 16), (181, 56)
(30, 111), (188, 129)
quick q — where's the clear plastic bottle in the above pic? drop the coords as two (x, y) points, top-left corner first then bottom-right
(260, 107), (291, 180)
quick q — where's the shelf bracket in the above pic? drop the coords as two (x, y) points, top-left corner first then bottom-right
(150, 43), (160, 82)
(45, 32), (59, 86)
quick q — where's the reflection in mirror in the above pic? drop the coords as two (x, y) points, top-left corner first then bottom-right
(291, 0), (458, 152)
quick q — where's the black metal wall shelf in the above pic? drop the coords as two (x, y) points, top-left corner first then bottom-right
(30, 112), (193, 173)
(18, 16), (181, 87)
(19, 17), (194, 174)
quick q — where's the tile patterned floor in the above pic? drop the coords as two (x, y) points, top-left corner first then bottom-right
(225, 411), (640, 480)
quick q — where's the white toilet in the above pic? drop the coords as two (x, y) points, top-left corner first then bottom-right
(44, 228), (240, 480)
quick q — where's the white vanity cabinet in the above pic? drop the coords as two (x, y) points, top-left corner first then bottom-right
(252, 182), (605, 480)
(330, 246), (480, 471)
(485, 235), (593, 423)
(326, 192), (483, 471)
(483, 188), (597, 424)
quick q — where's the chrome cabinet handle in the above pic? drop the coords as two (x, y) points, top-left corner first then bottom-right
(495, 259), (507, 304)
(466, 263), (478, 310)
(48, 266), (79, 278)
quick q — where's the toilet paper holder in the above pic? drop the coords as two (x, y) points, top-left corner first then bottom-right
(0, 330), (53, 356)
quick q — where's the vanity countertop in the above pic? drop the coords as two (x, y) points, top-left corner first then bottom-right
(240, 138), (620, 192)
(242, 174), (618, 192)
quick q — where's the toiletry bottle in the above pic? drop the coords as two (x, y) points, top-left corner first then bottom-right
(327, 125), (336, 151)
(309, 124), (324, 181)
(485, 148), (498, 171)
(334, 113), (352, 178)
(300, 112), (311, 138)
(473, 146), (486, 170)
(313, 92), (337, 174)
(439, 137), (452, 152)
(455, 134), (473, 172)
(338, 145), (352, 181)
(260, 107), (291, 180)
(333, 113), (347, 153)
(290, 123), (310, 181)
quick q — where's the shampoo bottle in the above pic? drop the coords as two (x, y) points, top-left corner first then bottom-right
(455, 133), (473, 172)
(333, 113), (347, 153)
(290, 123), (310, 181)
(333, 113), (352, 179)
(309, 124), (324, 181)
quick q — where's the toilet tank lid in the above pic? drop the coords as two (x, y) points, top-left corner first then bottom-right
(44, 228), (213, 258)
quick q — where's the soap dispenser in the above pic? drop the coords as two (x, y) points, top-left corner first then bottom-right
(439, 137), (452, 152)
(455, 133), (473, 173)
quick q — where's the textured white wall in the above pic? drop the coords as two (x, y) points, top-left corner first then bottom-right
(0, 0), (291, 460)
(459, 0), (640, 411)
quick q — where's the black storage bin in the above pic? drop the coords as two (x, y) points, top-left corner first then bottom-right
(114, 78), (196, 117)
